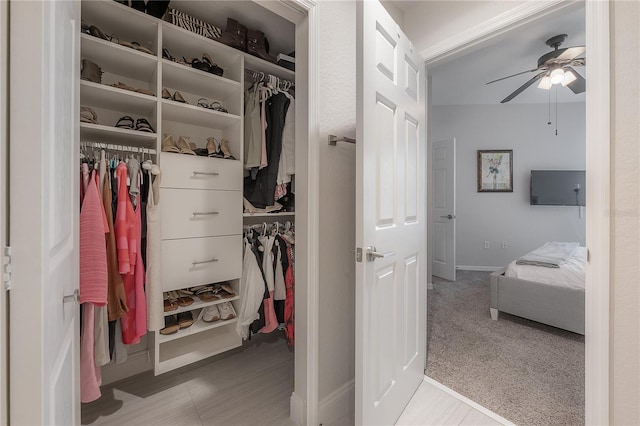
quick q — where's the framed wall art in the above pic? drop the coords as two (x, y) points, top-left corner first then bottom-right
(477, 149), (513, 192)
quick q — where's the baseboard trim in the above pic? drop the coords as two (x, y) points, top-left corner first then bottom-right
(424, 376), (515, 426)
(456, 265), (503, 272)
(290, 391), (306, 426)
(100, 350), (152, 386)
(318, 379), (354, 425)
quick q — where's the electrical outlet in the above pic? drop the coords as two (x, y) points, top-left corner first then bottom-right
(502, 241), (508, 249)
(484, 241), (490, 249)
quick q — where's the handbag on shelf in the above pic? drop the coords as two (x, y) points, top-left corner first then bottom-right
(165, 8), (222, 41)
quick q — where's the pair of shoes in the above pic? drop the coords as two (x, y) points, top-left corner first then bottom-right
(80, 106), (98, 124)
(122, 0), (170, 19)
(162, 48), (187, 65)
(197, 98), (228, 113)
(160, 311), (194, 334)
(111, 81), (155, 96)
(115, 116), (155, 133)
(206, 138), (235, 160)
(164, 290), (194, 308)
(162, 134), (196, 155)
(191, 283), (237, 301)
(119, 40), (154, 55)
(202, 302), (236, 323)
(217, 18), (275, 63)
(81, 59), (103, 83)
(162, 88), (187, 103)
(184, 54), (224, 76)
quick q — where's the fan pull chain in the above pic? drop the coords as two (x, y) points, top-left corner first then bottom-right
(547, 88), (552, 125)
(555, 86), (559, 136)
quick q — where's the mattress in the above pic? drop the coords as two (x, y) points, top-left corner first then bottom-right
(505, 246), (586, 290)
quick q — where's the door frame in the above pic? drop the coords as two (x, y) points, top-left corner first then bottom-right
(422, 1), (609, 424)
(0, 0), (8, 424)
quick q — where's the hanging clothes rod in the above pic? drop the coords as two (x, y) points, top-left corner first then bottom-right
(245, 68), (294, 86)
(328, 134), (356, 146)
(81, 142), (157, 154)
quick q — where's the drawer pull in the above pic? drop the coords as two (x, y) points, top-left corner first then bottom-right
(192, 211), (219, 217)
(193, 171), (219, 177)
(192, 258), (219, 266)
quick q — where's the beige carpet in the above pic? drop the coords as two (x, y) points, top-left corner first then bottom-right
(427, 271), (584, 426)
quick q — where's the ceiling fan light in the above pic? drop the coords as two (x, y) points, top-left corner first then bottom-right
(561, 70), (577, 86)
(538, 76), (552, 90)
(550, 68), (565, 84)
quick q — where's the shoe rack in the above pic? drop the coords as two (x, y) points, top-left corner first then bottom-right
(79, 0), (295, 375)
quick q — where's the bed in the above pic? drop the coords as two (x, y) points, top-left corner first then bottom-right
(489, 244), (585, 335)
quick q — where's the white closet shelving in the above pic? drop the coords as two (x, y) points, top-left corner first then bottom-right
(80, 0), (295, 375)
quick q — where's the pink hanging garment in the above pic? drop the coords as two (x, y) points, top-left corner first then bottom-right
(133, 192), (147, 338)
(80, 303), (102, 402)
(79, 170), (109, 305)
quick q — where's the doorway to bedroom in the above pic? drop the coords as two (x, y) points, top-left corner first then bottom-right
(426, 3), (586, 425)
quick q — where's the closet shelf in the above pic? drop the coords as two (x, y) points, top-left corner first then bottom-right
(243, 212), (295, 218)
(162, 60), (240, 102)
(164, 295), (240, 318)
(81, 34), (157, 82)
(158, 317), (238, 344)
(80, 80), (157, 116)
(244, 54), (295, 82)
(80, 122), (157, 148)
(82, 0), (158, 42)
(162, 99), (241, 130)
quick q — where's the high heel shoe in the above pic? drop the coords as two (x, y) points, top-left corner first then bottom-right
(206, 137), (219, 156)
(162, 88), (172, 99)
(172, 90), (187, 103)
(176, 136), (196, 155)
(202, 53), (224, 76)
(162, 134), (180, 153)
(219, 139), (236, 160)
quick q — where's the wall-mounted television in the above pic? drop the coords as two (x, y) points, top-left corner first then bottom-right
(530, 170), (586, 206)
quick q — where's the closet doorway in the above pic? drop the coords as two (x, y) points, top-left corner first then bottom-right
(7, 1), (320, 425)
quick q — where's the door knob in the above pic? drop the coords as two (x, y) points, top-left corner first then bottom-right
(440, 214), (455, 219)
(63, 289), (79, 304)
(366, 246), (395, 262)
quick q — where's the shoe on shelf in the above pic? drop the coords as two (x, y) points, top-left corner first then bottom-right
(135, 118), (155, 133)
(81, 59), (103, 83)
(206, 137), (218, 156)
(80, 106), (98, 124)
(162, 134), (180, 153)
(160, 316), (180, 335)
(247, 29), (276, 63)
(119, 40), (154, 55)
(115, 116), (135, 129)
(219, 139), (235, 160)
(202, 53), (224, 76)
(218, 302), (236, 321)
(176, 136), (196, 155)
(177, 311), (194, 329)
(162, 88), (172, 99)
(202, 305), (220, 322)
(217, 18), (247, 52)
(172, 90), (187, 103)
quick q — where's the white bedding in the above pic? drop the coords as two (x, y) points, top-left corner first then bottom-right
(505, 246), (586, 290)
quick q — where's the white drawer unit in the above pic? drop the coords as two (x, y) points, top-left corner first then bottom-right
(160, 235), (242, 292)
(160, 189), (242, 239)
(160, 154), (242, 191)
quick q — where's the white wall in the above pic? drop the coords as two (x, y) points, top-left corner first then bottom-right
(317, 1), (356, 424)
(611, 1), (640, 423)
(432, 102), (586, 268)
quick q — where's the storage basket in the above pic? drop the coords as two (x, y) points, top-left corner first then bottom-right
(166, 8), (222, 41)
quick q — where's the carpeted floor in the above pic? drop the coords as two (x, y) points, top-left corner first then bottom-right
(427, 270), (585, 426)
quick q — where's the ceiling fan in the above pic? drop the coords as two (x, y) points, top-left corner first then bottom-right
(487, 34), (586, 103)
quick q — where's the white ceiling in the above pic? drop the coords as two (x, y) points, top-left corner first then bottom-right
(170, 1), (296, 57)
(427, 4), (586, 106)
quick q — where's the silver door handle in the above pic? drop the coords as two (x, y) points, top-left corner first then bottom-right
(192, 258), (218, 266)
(192, 171), (219, 177)
(63, 289), (79, 304)
(192, 211), (219, 217)
(366, 246), (395, 262)
(440, 214), (455, 219)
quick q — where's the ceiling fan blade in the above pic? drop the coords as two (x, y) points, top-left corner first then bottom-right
(571, 57), (585, 67)
(486, 68), (540, 85)
(556, 46), (586, 61)
(566, 67), (586, 94)
(500, 72), (546, 103)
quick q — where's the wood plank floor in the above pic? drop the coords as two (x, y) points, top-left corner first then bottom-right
(83, 333), (508, 426)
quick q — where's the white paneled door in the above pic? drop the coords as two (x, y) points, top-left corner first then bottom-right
(9, 1), (80, 424)
(432, 138), (456, 281)
(356, 1), (427, 424)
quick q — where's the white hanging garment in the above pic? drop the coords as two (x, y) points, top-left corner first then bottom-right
(236, 240), (267, 339)
(146, 165), (163, 331)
